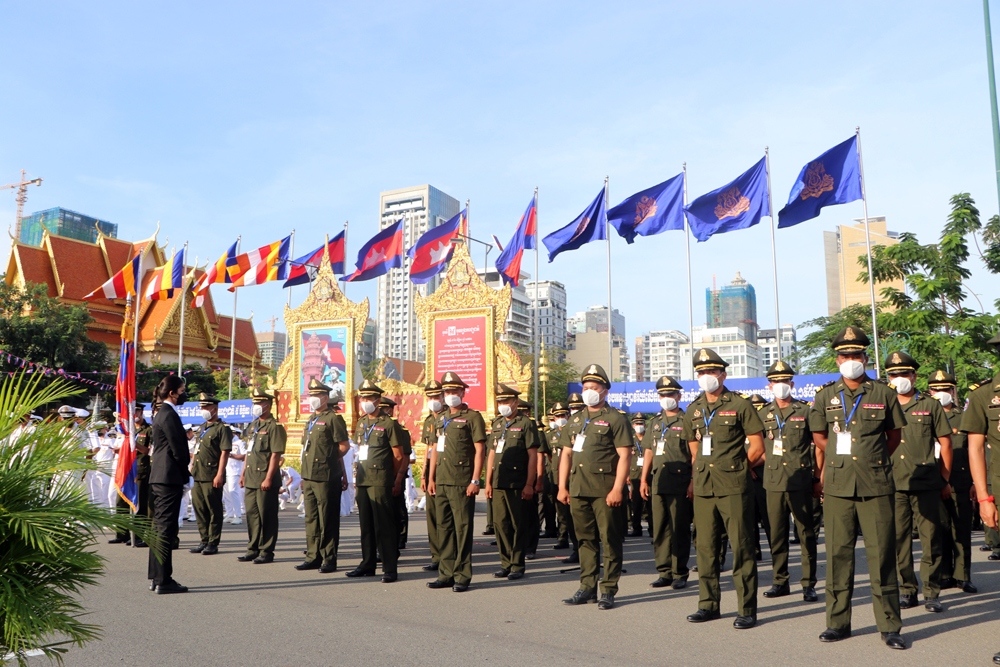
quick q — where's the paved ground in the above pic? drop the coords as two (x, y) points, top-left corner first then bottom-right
(52, 506), (1000, 666)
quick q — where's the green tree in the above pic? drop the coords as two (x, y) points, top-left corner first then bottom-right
(798, 304), (875, 373)
(524, 356), (578, 415)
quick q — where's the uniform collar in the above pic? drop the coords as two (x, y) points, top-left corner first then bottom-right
(834, 375), (872, 395)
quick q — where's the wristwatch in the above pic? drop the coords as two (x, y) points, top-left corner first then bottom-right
(471, 479), (480, 486)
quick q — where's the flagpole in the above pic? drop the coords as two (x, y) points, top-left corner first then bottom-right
(682, 164), (695, 377)
(764, 148), (782, 362)
(532, 187), (539, 416)
(604, 176), (613, 376)
(228, 236), (241, 399)
(177, 242), (189, 374)
(855, 126), (881, 374)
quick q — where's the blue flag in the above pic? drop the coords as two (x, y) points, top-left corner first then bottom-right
(542, 186), (607, 262)
(607, 173), (685, 244)
(684, 157), (770, 243)
(778, 136), (862, 228)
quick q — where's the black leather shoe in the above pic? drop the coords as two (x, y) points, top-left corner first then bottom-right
(489, 540), (497, 546)
(763, 583), (790, 598)
(958, 580), (978, 593)
(898, 593), (918, 609)
(296, 560), (321, 571)
(819, 627), (851, 642)
(319, 561), (337, 574)
(253, 554), (274, 564)
(398, 543), (406, 550)
(345, 568), (376, 578)
(507, 571), (524, 580)
(649, 577), (673, 588)
(597, 593), (615, 610)
(452, 582), (469, 592)
(237, 553), (258, 562)
(381, 574), (397, 583)
(881, 632), (906, 650)
(493, 568), (511, 579)
(803, 587), (818, 602)
(562, 551), (579, 564)
(525, 552), (536, 560)
(108, 537), (129, 544)
(924, 599), (943, 613)
(156, 581), (188, 594)
(149, 580), (156, 591)
(553, 540), (569, 550)
(482, 528), (495, 535)
(733, 615), (756, 629)
(686, 609), (720, 623)
(939, 577), (956, 589)
(134, 539), (148, 548)
(993, 651), (1000, 665)
(189, 543), (207, 553)
(202, 544), (218, 556)
(989, 552), (1000, 561)
(426, 578), (454, 589)
(628, 529), (643, 537)
(671, 577), (688, 590)
(422, 562), (439, 571)
(562, 589), (597, 605)
(981, 544), (993, 551)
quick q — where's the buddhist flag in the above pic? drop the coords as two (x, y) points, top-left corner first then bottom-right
(144, 247), (186, 301)
(684, 157), (770, 242)
(192, 241), (237, 308)
(84, 242), (156, 301)
(777, 136), (862, 228)
(227, 235), (291, 291)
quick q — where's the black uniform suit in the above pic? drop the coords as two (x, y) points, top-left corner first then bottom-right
(147, 403), (191, 587)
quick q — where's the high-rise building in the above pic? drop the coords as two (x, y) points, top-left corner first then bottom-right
(565, 305), (629, 380)
(706, 272), (757, 343)
(256, 330), (287, 370)
(19, 207), (117, 247)
(478, 268), (533, 351)
(758, 325), (798, 371)
(638, 330), (689, 381)
(823, 217), (905, 316)
(358, 319), (377, 370)
(375, 185), (460, 361)
(681, 323), (761, 380)
(526, 280), (567, 355)
(567, 305), (625, 338)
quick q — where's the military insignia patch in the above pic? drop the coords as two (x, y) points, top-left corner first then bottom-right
(694, 409), (702, 418)
(766, 413), (774, 420)
(831, 397), (841, 406)
(699, 349), (710, 361)
(843, 327), (857, 341)
(714, 185), (751, 220)
(891, 353), (901, 364)
(993, 396), (1000, 405)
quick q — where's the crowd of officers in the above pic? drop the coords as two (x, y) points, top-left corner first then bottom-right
(130, 325), (1000, 660)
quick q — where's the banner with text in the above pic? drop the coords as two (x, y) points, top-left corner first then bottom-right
(434, 315), (488, 412)
(143, 399), (255, 426)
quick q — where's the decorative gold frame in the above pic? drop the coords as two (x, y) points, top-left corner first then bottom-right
(290, 318), (355, 425)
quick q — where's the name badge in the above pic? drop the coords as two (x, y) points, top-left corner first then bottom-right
(436, 435), (446, 452)
(934, 442), (941, 459)
(655, 439), (665, 456)
(495, 438), (505, 454)
(636, 456), (645, 467)
(246, 438), (255, 452)
(573, 433), (585, 452)
(772, 438), (783, 457)
(701, 436), (712, 456)
(358, 445), (369, 461)
(835, 431), (852, 456)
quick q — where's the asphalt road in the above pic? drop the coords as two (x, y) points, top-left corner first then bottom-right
(51, 505), (1000, 667)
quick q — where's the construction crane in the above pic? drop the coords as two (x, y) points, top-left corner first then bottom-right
(264, 315), (279, 332)
(1, 170), (43, 240)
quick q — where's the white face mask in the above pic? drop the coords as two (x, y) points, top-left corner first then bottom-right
(498, 404), (513, 418)
(634, 425), (645, 434)
(308, 396), (322, 411)
(360, 401), (376, 415)
(659, 396), (678, 411)
(445, 394), (462, 408)
(771, 383), (792, 400)
(251, 404), (263, 418)
(556, 417), (568, 428)
(933, 391), (953, 407)
(890, 377), (913, 395)
(200, 409), (212, 421)
(581, 389), (602, 407)
(428, 399), (443, 413)
(839, 360), (865, 380)
(697, 374), (720, 393)
(548, 421), (556, 429)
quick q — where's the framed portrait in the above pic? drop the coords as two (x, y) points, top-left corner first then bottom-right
(293, 318), (354, 425)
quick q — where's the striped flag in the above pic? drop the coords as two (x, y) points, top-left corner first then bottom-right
(192, 241), (238, 308)
(227, 235), (291, 291)
(112, 313), (139, 510)
(144, 247), (186, 301)
(83, 243), (156, 301)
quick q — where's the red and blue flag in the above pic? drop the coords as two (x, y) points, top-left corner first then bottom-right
(494, 196), (537, 287)
(407, 209), (465, 284)
(113, 310), (139, 511)
(283, 232), (345, 287)
(345, 220), (404, 282)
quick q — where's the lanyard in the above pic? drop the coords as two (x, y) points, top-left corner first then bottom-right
(703, 403), (720, 430)
(840, 391), (864, 428)
(361, 419), (377, 444)
(252, 419), (266, 438)
(306, 415), (319, 435)
(773, 406), (789, 435)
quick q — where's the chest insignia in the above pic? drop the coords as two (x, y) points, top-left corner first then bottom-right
(862, 403), (884, 409)
(830, 397), (841, 406)
(694, 410), (702, 418)
(718, 411), (737, 416)
(594, 420), (609, 426)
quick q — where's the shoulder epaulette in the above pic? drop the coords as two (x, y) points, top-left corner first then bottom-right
(817, 380), (836, 394)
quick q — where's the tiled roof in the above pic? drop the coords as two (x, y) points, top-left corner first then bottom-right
(45, 235), (111, 301)
(10, 244), (58, 295)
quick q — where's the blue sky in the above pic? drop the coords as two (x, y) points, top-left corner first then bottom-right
(2, 1), (999, 353)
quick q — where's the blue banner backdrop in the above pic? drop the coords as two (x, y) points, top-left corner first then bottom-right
(143, 400), (255, 426)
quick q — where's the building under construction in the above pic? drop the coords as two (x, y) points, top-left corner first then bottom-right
(705, 272), (758, 343)
(18, 207), (117, 247)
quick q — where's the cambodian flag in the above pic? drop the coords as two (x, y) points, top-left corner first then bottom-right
(494, 195), (537, 287)
(407, 209), (465, 284)
(113, 318), (138, 510)
(345, 220), (404, 282)
(283, 232), (346, 287)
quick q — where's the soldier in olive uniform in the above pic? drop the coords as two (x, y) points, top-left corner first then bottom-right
(628, 413), (652, 538)
(485, 384), (540, 579)
(809, 327), (907, 649)
(420, 380), (446, 572)
(427, 372), (487, 592)
(747, 394), (771, 562)
(297, 379), (350, 573)
(559, 394), (584, 565)
(639, 376), (692, 590)
(930, 370), (977, 593)
(683, 349), (765, 629)
(190, 394), (232, 555)
(759, 362), (818, 601)
(538, 410), (559, 540)
(110, 406), (154, 546)
(547, 404), (580, 558)
(238, 387), (287, 564)
(884, 351), (952, 612)
(380, 396), (412, 550)
(516, 399), (544, 559)
(558, 365), (632, 610)
(348, 380), (405, 583)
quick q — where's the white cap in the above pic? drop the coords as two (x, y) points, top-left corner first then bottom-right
(75, 408), (90, 418)
(57, 405), (76, 416)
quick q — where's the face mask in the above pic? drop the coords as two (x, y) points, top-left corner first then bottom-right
(445, 394), (462, 408)
(933, 391), (953, 407)
(498, 404), (513, 418)
(659, 397), (678, 411)
(771, 383), (792, 400)
(890, 377), (913, 395)
(548, 421), (556, 429)
(581, 389), (602, 407)
(428, 399), (443, 413)
(176, 391), (187, 406)
(200, 409), (212, 421)
(360, 401), (376, 415)
(697, 374), (720, 393)
(308, 396), (322, 411)
(556, 417), (568, 428)
(839, 360), (865, 380)
(634, 425), (645, 434)
(251, 404), (263, 418)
